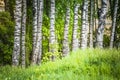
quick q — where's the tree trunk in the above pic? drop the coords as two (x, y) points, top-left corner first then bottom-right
(21, 0), (27, 67)
(31, 0), (38, 65)
(49, 0), (56, 60)
(35, 0), (43, 65)
(4, 0), (9, 11)
(12, 0), (22, 66)
(72, 4), (80, 51)
(89, 0), (94, 48)
(109, 0), (113, 20)
(81, 0), (89, 49)
(63, 7), (70, 57)
(110, 0), (118, 48)
(96, 0), (108, 48)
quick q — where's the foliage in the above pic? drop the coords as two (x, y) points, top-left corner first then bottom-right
(42, 43), (62, 63)
(0, 49), (120, 80)
(103, 34), (110, 47)
(0, 12), (14, 65)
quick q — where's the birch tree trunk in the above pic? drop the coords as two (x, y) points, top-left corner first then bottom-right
(21, 0), (26, 67)
(36, 0), (43, 65)
(81, 0), (89, 49)
(89, 0), (94, 48)
(110, 0), (118, 48)
(72, 4), (79, 51)
(31, 0), (38, 65)
(49, 0), (56, 60)
(63, 7), (70, 57)
(96, 0), (108, 48)
(12, 0), (22, 66)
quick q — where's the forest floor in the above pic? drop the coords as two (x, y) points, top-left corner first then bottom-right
(0, 48), (120, 80)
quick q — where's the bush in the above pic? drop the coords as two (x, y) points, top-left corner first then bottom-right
(0, 12), (14, 65)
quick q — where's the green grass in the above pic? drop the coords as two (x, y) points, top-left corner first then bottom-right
(0, 49), (120, 80)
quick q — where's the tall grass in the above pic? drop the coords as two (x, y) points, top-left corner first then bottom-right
(0, 49), (120, 80)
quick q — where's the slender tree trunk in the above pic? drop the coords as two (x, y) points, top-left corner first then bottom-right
(85, 0), (89, 47)
(109, 0), (113, 20)
(63, 7), (70, 57)
(72, 4), (79, 51)
(96, 0), (108, 48)
(81, 0), (89, 49)
(4, 0), (9, 11)
(12, 0), (22, 66)
(31, 0), (38, 65)
(110, 0), (118, 48)
(21, 0), (26, 67)
(49, 0), (56, 60)
(89, 0), (94, 48)
(35, 0), (43, 65)
(94, 0), (97, 32)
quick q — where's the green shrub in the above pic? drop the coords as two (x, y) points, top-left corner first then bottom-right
(0, 12), (14, 65)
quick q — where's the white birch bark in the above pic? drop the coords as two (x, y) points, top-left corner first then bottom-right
(32, 0), (38, 65)
(63, 7), (70, 57)
(35, 0), (43, 65)
(49, 0), (56, 60)
(96, 0), (108, 48)
(72, 4), (80, 51)
(12, 0), (22, 66)
(81, 0), (89, 49)
(110, 0), (118, 48)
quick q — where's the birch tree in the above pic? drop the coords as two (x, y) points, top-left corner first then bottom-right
(49, 0), (56, 60)
(31, 0), (38, 65)
(96, 0), (108, 48)
(80, 0), (89, 49)
(21, 0), (27, 67)
(110, 0), (118, 48)
(36, 0), (43, 65)
(12, 0), (22, 66)
(72, 4), (80, 51)
(63, 7), (70, 57)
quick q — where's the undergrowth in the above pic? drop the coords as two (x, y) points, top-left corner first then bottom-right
(0, 48), (120, 80)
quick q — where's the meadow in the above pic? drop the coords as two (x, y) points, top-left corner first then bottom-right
(0, 49), (120, 80)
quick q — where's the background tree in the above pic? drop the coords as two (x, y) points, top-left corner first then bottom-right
(89, 0), (94, 48)
(21, 0), (27, 67)
(110, 0), (119, 48)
